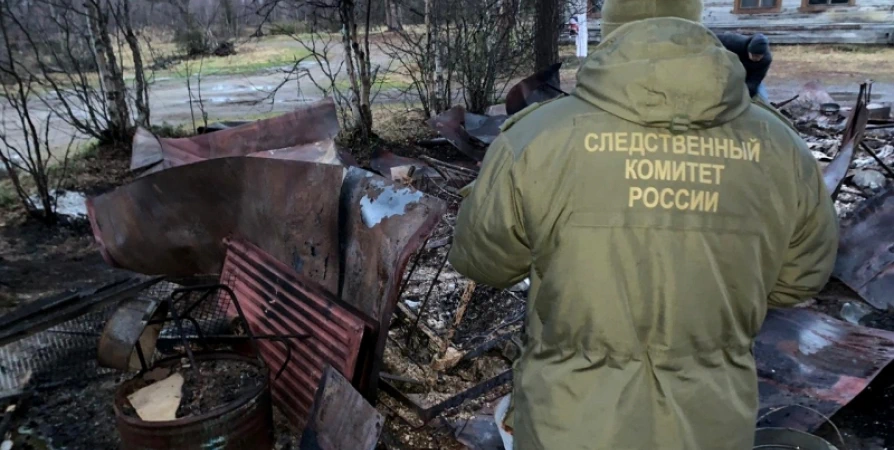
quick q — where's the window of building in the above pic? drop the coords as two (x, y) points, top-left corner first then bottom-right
(734, 0), (782, 14)
(803, 0), (854, 8)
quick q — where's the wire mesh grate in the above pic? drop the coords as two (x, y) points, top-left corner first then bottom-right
(0, 278), (238, 396)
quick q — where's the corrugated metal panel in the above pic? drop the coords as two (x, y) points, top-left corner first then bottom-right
(220, 238), (367, 428)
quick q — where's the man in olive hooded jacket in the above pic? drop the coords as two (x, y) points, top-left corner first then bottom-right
(447, 0), (839, 449)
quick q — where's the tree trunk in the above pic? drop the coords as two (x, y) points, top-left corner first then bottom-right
(534, 0), (560, 72)
(86, 0), (131, 143)
(338, 0), (372, 142)
(121, 0), (150, 128)
(385, 0), (402, 31)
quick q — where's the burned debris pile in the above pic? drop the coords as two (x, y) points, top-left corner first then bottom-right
(1, 73), (894, 450)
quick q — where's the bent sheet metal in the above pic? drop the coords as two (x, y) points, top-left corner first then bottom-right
(834, 186), (894, 310)
(131, 98), (343, 175)
(87, 158), (344, 284)
(755, 308), (894, 431)
(822, 82), (872, 198)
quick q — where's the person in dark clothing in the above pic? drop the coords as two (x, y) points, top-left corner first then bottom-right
(717, 32), (772, 101)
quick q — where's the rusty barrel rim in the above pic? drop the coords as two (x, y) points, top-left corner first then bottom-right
(113, 351), (270, 429)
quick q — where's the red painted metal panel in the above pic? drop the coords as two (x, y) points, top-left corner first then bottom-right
(220, 238), (368, 428)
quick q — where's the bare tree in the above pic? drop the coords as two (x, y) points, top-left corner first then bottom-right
(271, 0), (380, 145)
(0, 7), (73, 224)
(113, 0), (150, 127)
(534, 0), (561, 71)
(381, 0), (532, 116)
(85, 0), (131, 142)
(0, 0), (150, 145)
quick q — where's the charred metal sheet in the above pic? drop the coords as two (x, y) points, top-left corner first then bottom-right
(114, 352), (274, 450)
(428, 107), (490, 161)
(131, 98), (341, 174)
(338, 167), (446, 396)
(97, 297), (170, 371)
(754, 308), (894, 431)
(299, 365), (383, 450)
(834, 186), (894, 310)
(505, 62), (564, 116)
(427, 66), (566, 161)
(823, 82), (871, 198)
(220, 238), (369, 428)
(0, 276), (162, 347)
(87, 158), (343, 284)
(427, 107), (507, 162)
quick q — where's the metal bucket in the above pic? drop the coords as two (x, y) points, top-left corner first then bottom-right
(114, 352), (273, 450)
(754, 428), (839, 450)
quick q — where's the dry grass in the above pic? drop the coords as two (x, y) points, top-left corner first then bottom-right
(126, 33), (314, 79)
(557, 43), (894, 84)
(770, 45), (894, 82)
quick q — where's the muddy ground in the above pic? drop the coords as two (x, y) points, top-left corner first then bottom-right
(3, 93), (894, 449)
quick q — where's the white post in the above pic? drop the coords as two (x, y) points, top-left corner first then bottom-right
(576, 12), (588, 58)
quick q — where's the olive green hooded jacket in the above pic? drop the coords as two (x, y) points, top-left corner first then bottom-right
(448, 18), (838, 450)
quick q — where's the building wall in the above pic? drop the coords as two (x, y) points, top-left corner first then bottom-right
(703, 0), (894, 25)
(585, 0), (894, 44)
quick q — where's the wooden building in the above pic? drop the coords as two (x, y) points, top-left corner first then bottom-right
(585, 0), (894, 44)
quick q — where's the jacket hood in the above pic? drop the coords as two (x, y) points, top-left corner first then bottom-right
(573, 18), (750, 132)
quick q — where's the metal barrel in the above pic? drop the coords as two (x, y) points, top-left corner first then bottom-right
(114, 352), (274, 450)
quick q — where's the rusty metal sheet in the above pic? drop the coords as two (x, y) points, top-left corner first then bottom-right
(834, 186), (894, 310)
(97, 297), (169, 371)
(246, 139), (342, 166)
(299, 365), (383, 450)
(87, 158), (343, 285)
(754, 308), (894, 431)
(427, 66), (564, 161)
(823, 82), (871, 197)
(113, 352), (274, 450)
(220, 238), (369, 428)
(338, 167), (446, 396)
(428, 106), (491, 161)
(131, 98), (341, 174)
(505, 62), (564, 116)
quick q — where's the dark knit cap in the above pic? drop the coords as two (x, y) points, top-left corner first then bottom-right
(748, 34), (770, 55)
